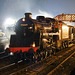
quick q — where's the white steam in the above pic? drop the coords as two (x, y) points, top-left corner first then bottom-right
(33, 10), (54, 19)
(38, 10), (54, 18)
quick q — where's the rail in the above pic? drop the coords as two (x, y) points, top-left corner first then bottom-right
(47, 51), (75, 75)
(10, 45), (75, 75)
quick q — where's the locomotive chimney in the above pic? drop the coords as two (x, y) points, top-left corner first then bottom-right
(25, 13), (32, 19)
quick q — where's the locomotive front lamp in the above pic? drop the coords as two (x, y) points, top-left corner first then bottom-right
(10, 52), (14, 56)
(32, 42), (35, 47)
(22, 17), (25, 21)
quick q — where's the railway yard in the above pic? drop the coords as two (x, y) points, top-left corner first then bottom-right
(0, 44), (75, 75)
(0, 0), (75, 75)
(0, 13), (75, 75)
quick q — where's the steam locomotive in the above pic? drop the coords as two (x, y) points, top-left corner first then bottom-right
(6, 13), (75, 61)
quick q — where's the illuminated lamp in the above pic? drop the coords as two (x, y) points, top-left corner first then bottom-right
(32, 42), (35, 47)
(22, 17), (25, 21)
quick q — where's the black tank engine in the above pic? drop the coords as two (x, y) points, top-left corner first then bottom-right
(6, 13), (75, 61)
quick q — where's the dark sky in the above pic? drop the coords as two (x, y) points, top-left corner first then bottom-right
(0, 0), (75, 26)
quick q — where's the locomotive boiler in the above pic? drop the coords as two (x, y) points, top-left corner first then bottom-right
(6, 13), (75, 61)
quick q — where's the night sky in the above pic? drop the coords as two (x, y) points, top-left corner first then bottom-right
(0, 0), (75, 27)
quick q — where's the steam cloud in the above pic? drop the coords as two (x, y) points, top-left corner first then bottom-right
(33, 10), (54, 19)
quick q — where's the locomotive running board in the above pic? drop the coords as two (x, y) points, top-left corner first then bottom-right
(8, 47), (38, 53)
(43, 33), (59, 36)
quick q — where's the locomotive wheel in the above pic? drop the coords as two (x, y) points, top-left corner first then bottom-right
(64, 42), (66, 48)
(5, 48), (10, 54)
(32, 51), (43, 63)
(12, 51), (19, 63)
(38, 54), (41, 61)
(42, 52), (45, 59)
(67, 42), (68, 48)
(29, 54), (34, 62)
(52, 48), (55, 55)
(65, 42), (67, 48)
(35, 55), (38, 63)
(36, 54), (39, 62)
(22, 52), (27, 61)
(9, 55), (14, 62)
(53, 50), (56, 55)
(59, 47), (61, 50)
(38, 53), (42, 61)
(66, 42), (68, 48)
(60, 45), (63, 50)
(40, 52), (44, 60)
(45, 51), (48, 58)
(61, 42), (63, 50)
(35, 55), (39, 63)
(52, 48), (56, 55)
(49, 49), (52, 56)
(32, 55), (35, 63)
(62, 42), (65, 49)
(47, 51), (50, 57)
(65, 42), (68, 48)
(32, 53), (39, 63)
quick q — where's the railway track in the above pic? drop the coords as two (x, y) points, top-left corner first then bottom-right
(0, 54), (10, 60)
(0, 52), (11, 68)
(0, 59), (31, 75)
(0, 44), (74, 75)
(0, 51), (9, 59)
(9, 44), (75, 75)
(0, 51), (5, 54)
(0, 51), (6, 57)
(47, 52), (75, 75)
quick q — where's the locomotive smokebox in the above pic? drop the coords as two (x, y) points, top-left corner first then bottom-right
(25, 13), (32, 19)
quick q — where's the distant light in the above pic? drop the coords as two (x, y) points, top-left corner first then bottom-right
(0, 32), (2, 36)
(4, 18), (16, 28)
(10, 52), (14, 55)
(4, 18), (15, 25)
